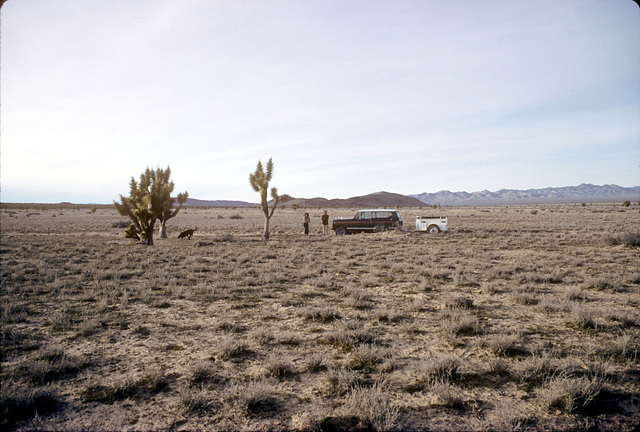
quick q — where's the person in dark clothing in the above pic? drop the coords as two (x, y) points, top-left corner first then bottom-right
(321, 210), (329, 235)
(303, 212), (310, 235)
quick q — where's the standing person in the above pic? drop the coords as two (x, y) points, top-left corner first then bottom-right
(303, 212), (310, 235)
(321, 210), (329, 235)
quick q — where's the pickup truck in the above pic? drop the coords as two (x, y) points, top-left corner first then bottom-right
(415, 216), (449, 234)
(332, 209), (403, 235)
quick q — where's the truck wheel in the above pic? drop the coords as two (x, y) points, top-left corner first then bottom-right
(427, 224), (440, 234)
(335, 226), (346, 236)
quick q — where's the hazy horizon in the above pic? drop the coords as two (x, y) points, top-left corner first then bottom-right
(2, 1), (639, 203)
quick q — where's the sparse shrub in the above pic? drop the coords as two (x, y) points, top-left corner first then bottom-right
(264, 354), (296, 378)
(325, 368), (360, 397)
(213, 233), (235, 242)
(299, 306), (341, 322)
(536, 373), (605, 414)
(340, 383), (401, 431)
(568, 305), (597, 330)
(343, 286), (373, 309)
(512, 291), (538, 305)
(275, 331), (300, 346)
(236, 380), (280, 417)
(346, 344), (386, 371)
(416, 354), (461, 385)
(181, 386), (219, 415)
(1, 381), (61, 428)
(606, 332), (639, 359)
(483, 333), (528, 357)
(565, 287), (588, 301)
(454, 270), (478, 287)
(603, 232), (640, 247)
(15, 345), (84, 384)
(82, 370), (168, 404)
(229, 214), (243, 219)
(482, 281), (501, 294)
(82, 378), (138, 404)
(218, 337), (252, 360)
(326, 323), (379, 349)
(440, 310), (481, 340)
(430, 381), (465, 409)
(584, 277), (622, 292)
(111, 220), (130, 229)
(515, 351), (560, 385)
(445, 296), (474, 309)
(188, 361), (220, 387)
(304, 353), (328, 373)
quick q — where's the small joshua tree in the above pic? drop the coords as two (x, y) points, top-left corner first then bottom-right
(249, 158), (284, 240)
(114, 166), (187, 245)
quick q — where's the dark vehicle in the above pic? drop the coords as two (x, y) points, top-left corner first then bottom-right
(332, 209), (403, 235)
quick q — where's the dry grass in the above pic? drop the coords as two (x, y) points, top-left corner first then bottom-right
(1, 203), (639, 431)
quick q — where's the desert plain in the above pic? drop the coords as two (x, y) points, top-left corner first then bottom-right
(1, 202), (639, 431)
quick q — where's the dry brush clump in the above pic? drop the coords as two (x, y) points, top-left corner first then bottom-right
(1, 204), (639, 431)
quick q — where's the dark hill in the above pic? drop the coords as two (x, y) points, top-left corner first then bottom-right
(282, 191), (426, 208)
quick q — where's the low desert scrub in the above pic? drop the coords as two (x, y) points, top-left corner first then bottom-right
(1, 381), (61, 429)
(429, 380), (466, 409)
(485, 400), (536, 432)
(340, 383), (401, 431)
(13, 345), (84, 384)
(181, 386), (220, 415)
(234, 380), (280, 417)
(346, 344), (387, 371)
(605, 332), (639, 360)
(343, 285), (374, 309)
(536, 372), (605, 414)
(188, 361), (222, 387)
(324, 368), (361, 397)
(482, 333), (529, 357)
(603, 232), (640, 247)
(304, 353), (328, 373)
(82, 371), (169, 404)
(511, 288), (539, 306)
(217, 336), (253, 360)
(565, 287), (589, 301)
(416, 353), (462, 385)
(1, 204), (639, 430)
(445, 295), (474, 309)
(567, 305), (598, 330)
(325, 322), (379, 349)
(440, 309), (482, 341)
(299, 306), (341, 322)
(514, 351), (561, 386)
(583, 277), (623, 292)
(264, 354), (296, 379)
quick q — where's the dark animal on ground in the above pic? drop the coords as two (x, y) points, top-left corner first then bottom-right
(178, 227), (197, 239)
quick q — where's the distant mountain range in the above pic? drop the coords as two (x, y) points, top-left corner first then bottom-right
(180, 184), (639, 208)
(280, 191), (425, 208)
(183, 198), (256, 207)
(410, 184), (640, 206)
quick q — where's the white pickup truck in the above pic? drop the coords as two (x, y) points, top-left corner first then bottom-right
(415, 216), (449, 234)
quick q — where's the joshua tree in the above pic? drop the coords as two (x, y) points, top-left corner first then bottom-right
(249, 158), (283, 240)
(155, 167), (189, 238)
(114, 166), (187, 245)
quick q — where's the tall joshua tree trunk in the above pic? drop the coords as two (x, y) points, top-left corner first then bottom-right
(250, 158), (281, 241)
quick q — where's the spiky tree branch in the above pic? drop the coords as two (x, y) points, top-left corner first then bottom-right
(114, 166), (187, 245)
(249, 158), (283, 240)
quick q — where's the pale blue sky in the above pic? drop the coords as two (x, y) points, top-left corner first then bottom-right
(1, 0), (639, 203)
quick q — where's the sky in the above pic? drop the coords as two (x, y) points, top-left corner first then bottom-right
(1, 0), (639, 203)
